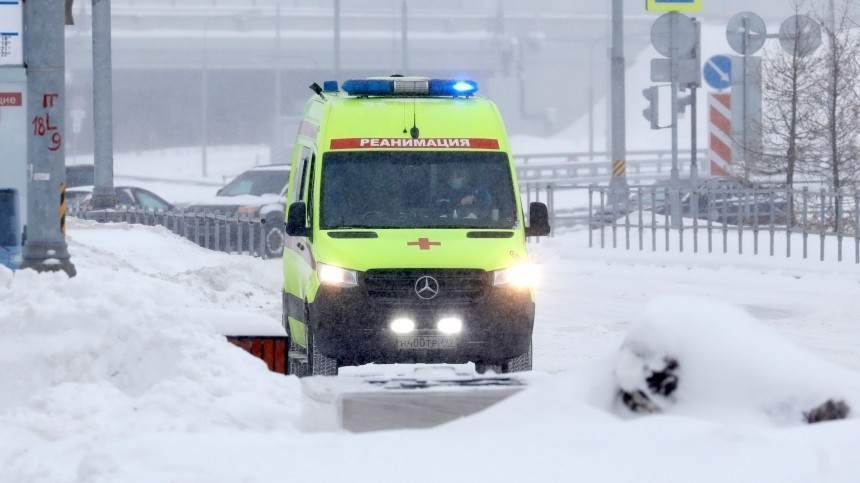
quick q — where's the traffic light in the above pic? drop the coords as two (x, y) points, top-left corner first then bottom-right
(642, 86), (659, 129)
(65, 0), (74, 25)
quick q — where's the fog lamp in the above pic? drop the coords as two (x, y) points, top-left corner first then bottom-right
(390, 318), (416, 334)
(438, 317), (463, 334)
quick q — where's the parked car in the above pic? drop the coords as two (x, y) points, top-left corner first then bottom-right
(591, 178), (693, 226)
(690, 177), (789, 226)
(184, 165), (290, 259)
(65, 164), (95, 188)
(67, 185), (174, 212)
(592, 177), (789, 227)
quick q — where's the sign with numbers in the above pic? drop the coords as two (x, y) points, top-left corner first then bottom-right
(0, 1), (23, 66)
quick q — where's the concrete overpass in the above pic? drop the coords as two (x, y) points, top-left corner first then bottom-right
(63, 0), (660, 154)
(63, 0), (793, 154)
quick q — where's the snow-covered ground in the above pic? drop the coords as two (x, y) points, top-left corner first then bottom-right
(2, 218), (859, 482)
(7, 14), (857, 480)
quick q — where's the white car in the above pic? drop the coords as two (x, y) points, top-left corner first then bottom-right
(184, 165), (290, 258)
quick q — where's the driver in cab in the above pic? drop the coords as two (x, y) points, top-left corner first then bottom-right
(437, 165), (491, 219)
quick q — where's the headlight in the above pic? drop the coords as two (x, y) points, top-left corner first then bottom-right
(492, 263), (537, 289)
(437, 317), (463, 334)
(237, 206), (259, 215)
(318, 262), (358, 288)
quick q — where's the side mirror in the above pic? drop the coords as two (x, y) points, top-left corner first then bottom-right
(286, 201), (308, 237)
(525, 202), (550, 237)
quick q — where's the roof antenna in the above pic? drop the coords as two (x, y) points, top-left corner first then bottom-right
(402, 99), (408, 134)
(410, 98), (419, 139)
(309, 83), (326, 100)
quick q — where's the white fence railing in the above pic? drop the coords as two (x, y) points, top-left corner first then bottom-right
(586, 185), (860, 263)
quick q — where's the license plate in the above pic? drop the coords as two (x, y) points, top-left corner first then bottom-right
(397, 336), (456, 350)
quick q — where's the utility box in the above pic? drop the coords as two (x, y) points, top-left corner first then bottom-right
(0, 67), (28, 236)
(227, 335), (289, 374)
(0, 188), (22, 270)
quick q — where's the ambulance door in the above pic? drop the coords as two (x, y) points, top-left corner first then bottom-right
(284, 145), (313, 343)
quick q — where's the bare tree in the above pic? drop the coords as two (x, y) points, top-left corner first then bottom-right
(761, 0), (821, 190)
(806, 0), (860, 224)
(810, 1), (860, 185)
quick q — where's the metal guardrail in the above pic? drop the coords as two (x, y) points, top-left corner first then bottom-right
(70, 205), (275, 258)
(514, 152), (710, 187)
(514, 148), (702, 164)
(585, 185), (860, 263)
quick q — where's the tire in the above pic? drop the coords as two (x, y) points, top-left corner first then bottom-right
(262, 214), (285, 259)
(287, 339), (309, 377)
(307, 316), (338, 376)
(475, 340), (533, 374)
(504, 341), (533, 373)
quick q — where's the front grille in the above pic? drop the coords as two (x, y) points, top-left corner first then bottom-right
(363, 269), (490, 306)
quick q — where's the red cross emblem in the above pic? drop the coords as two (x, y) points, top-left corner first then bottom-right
(407, 238), (441, 250)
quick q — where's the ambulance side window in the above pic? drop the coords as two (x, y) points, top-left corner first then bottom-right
(295, 146), (311, 203)
(306, 153), (317, 228)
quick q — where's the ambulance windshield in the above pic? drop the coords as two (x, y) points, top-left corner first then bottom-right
(321, 151), (518, 230)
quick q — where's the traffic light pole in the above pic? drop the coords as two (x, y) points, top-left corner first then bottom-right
(609, 0), (628, 204)
(670, 75), (682, 228)
(21, 0), (76, 277)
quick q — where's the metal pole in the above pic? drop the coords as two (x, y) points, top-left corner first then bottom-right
(691, 85), (698, 188)
(670, 15), (681, 229)
(201, 19), (208, 177)
(609, 0), (628, 201)
(588, 42), (595, 160)
(334, 0), (341, 79)
(91, 0), (116, 210)
(275, 1), (282, 117)
(273, 2), (282, 165)
(690, 19), (699, 191)
(742, 16), (749, 179)
(21, 0), (76, 276)
(401, 1), (408, 73)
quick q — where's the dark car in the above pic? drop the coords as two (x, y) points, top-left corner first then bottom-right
(683, 177), (789, 226)
(591, 179), (693, 226)
(68, 185), (174, 212)
(65, 164), (95, 188)
(592, 177), (789, 227)
(185, 165), (290, 258)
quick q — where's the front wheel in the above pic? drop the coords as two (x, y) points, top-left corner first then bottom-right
(307, 323), (338, 376)
(262, 214), (285, 259)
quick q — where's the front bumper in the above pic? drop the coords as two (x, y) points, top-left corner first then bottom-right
(308, 272), (534, 366)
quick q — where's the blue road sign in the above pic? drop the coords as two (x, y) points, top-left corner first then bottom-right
(704, 55), (732, 90)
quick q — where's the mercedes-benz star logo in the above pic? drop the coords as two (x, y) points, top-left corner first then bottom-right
(414, 275), (440, 300)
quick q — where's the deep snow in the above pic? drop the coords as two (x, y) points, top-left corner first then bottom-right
(1, 218), (860, 482)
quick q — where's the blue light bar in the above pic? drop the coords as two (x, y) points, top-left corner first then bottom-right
(428, 79), (478, 97)
(323, 80), (339, 92)
(342, 79), (394, 96)
(342, 78), (478, 97)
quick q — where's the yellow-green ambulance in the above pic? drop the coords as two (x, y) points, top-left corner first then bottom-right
(282, 76), (550, 376)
